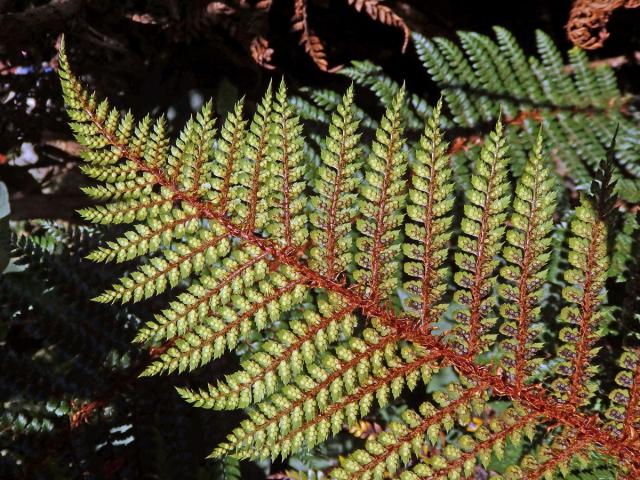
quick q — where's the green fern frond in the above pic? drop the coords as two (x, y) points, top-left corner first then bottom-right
(210, 317), (435, 459)
(299, 27), (640, 203)
(176, 294), (357, 408)
(402, 99), (454, 328)
(309, 86), (361, 280)
(449, 118), (511, 356)
(354, 87), (407, 303)
(330, 382), (490, 479)
(229, 83), (274, 232)
(551, 144), (617, 406)
(498, 132), (556, 390)
(207, 99), (247, 209)
(140, 266), (308, 376)
(59, 33), (640, 477)
(266, 81), (308, 247)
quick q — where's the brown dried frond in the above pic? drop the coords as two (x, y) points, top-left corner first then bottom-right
(250, 36), (276, 70)
(347, 0), (411, 52)
(291, 0), (334, 71)
(567, 0), (640, 50)
(348, 419), (384, 439)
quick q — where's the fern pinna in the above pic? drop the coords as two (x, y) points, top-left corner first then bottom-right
(59, 38), (640, 478)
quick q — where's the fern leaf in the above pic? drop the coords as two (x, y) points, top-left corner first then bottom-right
(449, 119), (511, 356)
(309, 86), (361, 279)
(141, 267), (308, 376)
(354, 87), (407, 303)
(498, 133), (556, 390)
(177, 294), (356, 408)
(205, 99), (246, 207)
(86, 207), (200, 263)
(211, 325), (435, 460)
(330, 383), (488, 479)
(551, 143), (617, 406)
(133, 244), (269, 343)
(267, 81), (308, 247)
(230, 83), (274, 232)
(402, 99), (454, 328)
(60, 37), (640, 475)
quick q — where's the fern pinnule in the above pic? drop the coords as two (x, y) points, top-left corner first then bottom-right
(92, 218), (230, 304)
(449, 118), (511, 357)
(533, 30), (581, 107)
(499, 132), (556, 390)
(492, 26), (545, 103)
(403, 99), (454, 329)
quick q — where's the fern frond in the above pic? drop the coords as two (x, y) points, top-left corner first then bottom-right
(354, 87), (407, 303)
(330, 382), (489, 479)
(94, 223), (229, 304)
(176, 294), (356, 408)
(141, 267), (308, 376)
(267, 81), (308, 247)
(133, 244), (269, 343)
(230, 83), (274, 232)
(211, 330), (437, 460)
(205, 99), (246, 207)
(60, 36), (640, 475)
(86, 207), (200, 263)
(292, 0), (331, 71)
(499, 132), (556, 390)
(318, 27), (640, 202)
(551, 146), (616, 406)
(402, 99), (454, 328)
(346, 0), (410, 52)
(309, 86), (361, 279)
(449, 119), (511, 356)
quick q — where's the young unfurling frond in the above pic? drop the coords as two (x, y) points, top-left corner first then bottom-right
(60, 35), (640, 476)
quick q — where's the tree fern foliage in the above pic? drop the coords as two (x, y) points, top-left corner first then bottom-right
(293, 27), (640, 206)
(58, 32), (640, 479)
